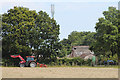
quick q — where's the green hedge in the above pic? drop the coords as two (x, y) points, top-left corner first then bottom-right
(49, 57), (92, 66)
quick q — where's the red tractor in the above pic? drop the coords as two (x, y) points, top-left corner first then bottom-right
(11, 54), (47, 67)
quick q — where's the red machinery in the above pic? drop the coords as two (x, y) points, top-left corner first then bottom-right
(11, 54), (47, 67)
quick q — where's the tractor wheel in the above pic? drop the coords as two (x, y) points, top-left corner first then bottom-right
(30, 62), (36, 67)
(20, 63), (25, 67)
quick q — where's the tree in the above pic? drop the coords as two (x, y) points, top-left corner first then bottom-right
(2, 6), (60, 65)
(68, 31), (96, 46)
(90, 7), (119, 61)
(118, 7), (120, 65)
(2, 7), (36, 60)
(34, 11), (60, 61)
(58, 39), (71, 58)
(0, 14), (2, 63)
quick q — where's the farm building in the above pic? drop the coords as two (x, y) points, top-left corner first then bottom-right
(67, 46), (95, 60)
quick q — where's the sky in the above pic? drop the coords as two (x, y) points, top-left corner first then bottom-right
(0, 0), (119, 40)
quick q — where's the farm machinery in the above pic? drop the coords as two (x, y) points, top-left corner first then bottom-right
(11, 54), (47, 67)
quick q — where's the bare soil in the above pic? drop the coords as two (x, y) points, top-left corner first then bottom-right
(1, 67), (118, 78)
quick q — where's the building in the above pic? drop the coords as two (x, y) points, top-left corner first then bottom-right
(68, 46), (95, 60)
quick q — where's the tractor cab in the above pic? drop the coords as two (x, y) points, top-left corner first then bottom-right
(26, 56), (35, 62)
(25, 56), (36, 67)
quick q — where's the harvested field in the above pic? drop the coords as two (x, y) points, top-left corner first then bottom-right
(1, 67), (118, 78)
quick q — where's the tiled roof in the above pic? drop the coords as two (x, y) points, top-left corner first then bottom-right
(69, 46), (93, 58)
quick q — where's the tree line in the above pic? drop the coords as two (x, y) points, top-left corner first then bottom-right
(1, 6), (119, 66)
(59, 7), (119, 65)
(90, 7), (119, 64)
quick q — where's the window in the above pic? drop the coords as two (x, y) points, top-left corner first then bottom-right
(26, 57), (34, 61)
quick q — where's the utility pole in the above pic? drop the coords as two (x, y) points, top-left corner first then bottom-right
(51, 4), (55, 18)
(118, 1), (120, 10)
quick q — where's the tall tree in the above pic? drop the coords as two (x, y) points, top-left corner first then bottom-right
(2, 6), (60, 64)
(2, 7), (36, 59)
(0, 14), (2, 61)
(118, 7), (120, 65)
(90, 7), (119, 59)
(33, 11), (60, 61)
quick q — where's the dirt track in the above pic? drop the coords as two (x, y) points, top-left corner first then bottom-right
(1, 67), (118, 78)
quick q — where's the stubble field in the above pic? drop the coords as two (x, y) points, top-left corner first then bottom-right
(1, 67), (118, 78)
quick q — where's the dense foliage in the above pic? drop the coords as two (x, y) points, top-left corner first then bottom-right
(0, 14), (2, 62)
(89, 7), (119, 64)
(59, 7), (119, 64)
(58, 31), (96, 58)
(1, 6), (119, 66)
(90, 7), (119, 59)
(2, 6), (60, 65)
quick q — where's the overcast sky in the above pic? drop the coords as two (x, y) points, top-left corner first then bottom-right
(0, 0), (119, 40)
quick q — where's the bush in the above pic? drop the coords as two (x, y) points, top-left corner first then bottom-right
(55, 57), (90, 66)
